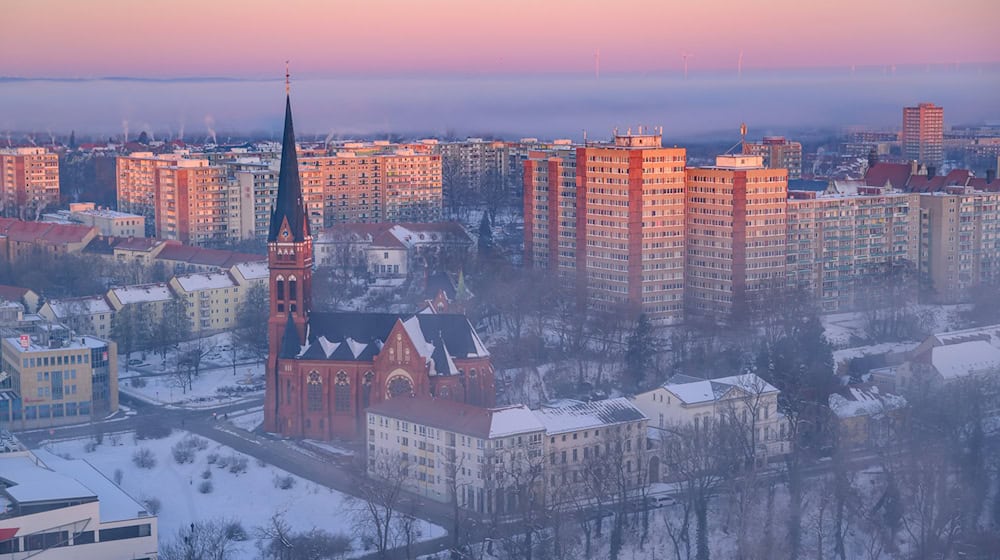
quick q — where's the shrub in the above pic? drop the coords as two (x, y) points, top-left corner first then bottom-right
(206, 452), (219, 464)
(273, 474), (296, 490)
(113, 468), (123, 485)
(84, 441), (98, 453)
(132, 448), (156, 469)
(224, 521), (247, 541)
(129, 377), (147, 388)
(201, 468), (212, 480)
(227, 456), (248, 474)
(143, 497), (161, 515)
(171, 443), (195, 464)
(215, 455), (230, 469)
(198, 480), (213, 494)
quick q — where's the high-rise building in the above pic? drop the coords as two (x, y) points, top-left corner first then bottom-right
(116, 152), (188, 236)
(525, 131), (687, 324)
(685, 155), (788, 321)
(153, 160), (229, 245)
(224, 158), (278, 241)
(0, 147), (60, 218)
(903, 103), (944, 169)
(743, 136), (803, 179)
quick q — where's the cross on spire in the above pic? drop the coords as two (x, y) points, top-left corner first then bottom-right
(285, 60), (290, 95)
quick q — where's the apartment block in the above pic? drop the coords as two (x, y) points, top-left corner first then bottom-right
(38, 296), (115, 339)
(301, 148), (442, 228)
(903, 102), (944, 169)
(168, 271), (242, 333)
(0, 147), (60, 217)
(366, 399), (544, 514)
(685, 155), (788, 321)
(116, 152), (188, 235)
(523, 146), (578, 279)
(919, 187), (1000, 302)
(0, 335), (117, 430)
(224, 158), (278, 240)
(743, 136), (803, 179)
(786, 187), (920, 311)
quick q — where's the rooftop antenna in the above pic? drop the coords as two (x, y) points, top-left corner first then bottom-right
(740, 122), (748, 152)
(681, 51), (693, 80)
(285, 60), (291, 95)
(738, 50), (744, 79)
(583, 129), (588, 144)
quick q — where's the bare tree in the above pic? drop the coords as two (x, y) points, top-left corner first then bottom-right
(159, 518), (244, 560)
(350, 449), (409, 559)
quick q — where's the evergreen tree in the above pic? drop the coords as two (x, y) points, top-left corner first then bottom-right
(137, 130), (149, 144)
(625, 313), (656, 391)
(68, 130), (76, 149)
(477, 213), (494, 257)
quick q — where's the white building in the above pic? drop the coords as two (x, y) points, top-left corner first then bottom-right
(38, 296), (115, 338)
(0, 449), (157, 559)
(892, 324), (1000, 392)
(633, 373), (790, 465)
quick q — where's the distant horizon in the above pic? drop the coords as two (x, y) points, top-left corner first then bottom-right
(2, 66), (998, 142)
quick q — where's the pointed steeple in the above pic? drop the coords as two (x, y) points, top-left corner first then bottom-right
(268, 77), (310, 242)
(280, 313), (302, 358)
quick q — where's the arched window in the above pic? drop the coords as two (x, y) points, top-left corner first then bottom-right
(307, 371), (322, 412)
(289, 275), (297, 300)
(362, 371), (374, 409)
(335, 372), (351, 412)
(275, 275), (285, 301)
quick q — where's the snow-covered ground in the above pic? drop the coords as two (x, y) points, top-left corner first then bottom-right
(821, 304), (967, 348)
(40, 430), (443, 554)
(119, 334), (265, 408)
(227, 406), (264, 432)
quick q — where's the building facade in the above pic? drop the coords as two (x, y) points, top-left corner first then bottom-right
(743, 136), (803, 180)
(0, 147), (60, 218)
(685, 155), (788, 321)
(263, 93), (495, 441)
(0, 335), (117, 430)
(903, 102), (944, 169)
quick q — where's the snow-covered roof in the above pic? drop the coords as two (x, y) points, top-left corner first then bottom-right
(489, 405), (545, 438)
(34, 450), (150, 522)
(534, 398), (646, 435)
(4, 335), (110, 354)
(829, 385), (907, 419)
(110, 283), (173, 305)
(931, 340), (1000, 379)
(402, 316), (435, 359)
(173, 272), (237, 292)
(930, 324), (1000, 348)
(233, 261), (268, 281)
(661, 373), (778, 405)
(0, 453), (95, 505)
(45, 295), (112, 317)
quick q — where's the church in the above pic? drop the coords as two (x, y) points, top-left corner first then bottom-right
(263, 88), (495, 441)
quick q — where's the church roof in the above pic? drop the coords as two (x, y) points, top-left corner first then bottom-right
(279, 313), (302, 359)
(293, 312), (489, 373)
(268, 95), (310, 243)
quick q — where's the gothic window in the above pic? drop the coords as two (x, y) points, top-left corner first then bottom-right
(289, 278), (297, 300)
(387, 375), (413, 399)
(307, 371), (322, 412)
(362, 371), (374, 409)
(285, 379), (292, 405)
(276, 278), (285, 301)
(335, 372), (351, 412)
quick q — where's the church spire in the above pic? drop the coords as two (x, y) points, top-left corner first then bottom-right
(268, 67), (309, 242)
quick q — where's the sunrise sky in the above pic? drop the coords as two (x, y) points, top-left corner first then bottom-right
(3, 0), (998, 78)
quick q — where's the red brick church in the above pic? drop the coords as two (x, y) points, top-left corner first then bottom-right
(262, 91), (495, 440)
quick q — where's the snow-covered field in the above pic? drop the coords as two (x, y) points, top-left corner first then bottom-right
(40, 430), (443, 554)
(118, 334), (265, 408)
(228, 406), (264, 431)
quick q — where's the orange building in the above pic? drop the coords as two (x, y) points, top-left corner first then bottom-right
(903, 102), (944, 169)
(525, 131), (686, 324)
(0, 147), (60, 218)
(685, 155), (788, 321)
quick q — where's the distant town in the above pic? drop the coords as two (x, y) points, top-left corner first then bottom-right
(1, 94), (999, 560)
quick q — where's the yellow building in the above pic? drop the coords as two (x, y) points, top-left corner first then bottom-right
(0, 334), (118, 430)
(38, 296), (115, 338)
(168, 271), (242, 333)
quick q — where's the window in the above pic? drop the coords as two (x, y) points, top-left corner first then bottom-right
(307, 372), (323, 412)
(335, 372), (351, 411)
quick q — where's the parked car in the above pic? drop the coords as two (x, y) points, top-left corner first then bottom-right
(646, 494), (677, 508)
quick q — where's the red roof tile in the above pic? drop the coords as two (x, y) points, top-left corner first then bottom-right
(864, 163), (912, 189)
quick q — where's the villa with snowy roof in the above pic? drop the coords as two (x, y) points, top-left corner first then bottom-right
(633, 373), (790, 464)
(828, 384), (907, 449)
(890, 324), (1000, 392)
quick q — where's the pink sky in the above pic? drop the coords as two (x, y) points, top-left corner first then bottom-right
(3, 0), (998, 77)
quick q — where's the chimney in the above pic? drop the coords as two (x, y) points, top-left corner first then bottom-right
(927, 166), (936, 178)
(987, 169), (996, 184)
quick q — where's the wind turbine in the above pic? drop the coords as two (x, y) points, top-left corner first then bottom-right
(738, 50), (744, 79)
(681, 51), (693, 80)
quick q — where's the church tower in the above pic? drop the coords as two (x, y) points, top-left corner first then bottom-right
(264, 74), (313, 433)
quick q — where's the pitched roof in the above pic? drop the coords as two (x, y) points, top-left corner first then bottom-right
(155, 244), (264, 268)
(173, 271), (237, 292)
(930, 340), (1000, 379)
(661, 373), (779, 405)
(0, 219), (94, 244)
(366, 397), (542, 439)
(268, 95), (309, 242)
(533, 398), (646, 434)
(295, 312), (489, 371)
(45, 295), (113, 317)
(829, 384), (906, 419)
(864, 162), (912, 190)
(0, 284), (31, 302)
(109, 283), (173, 305)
